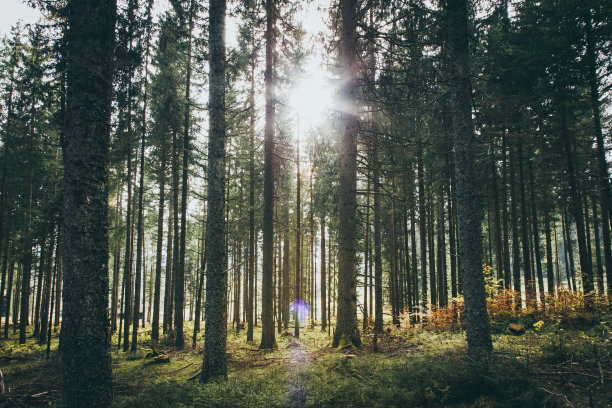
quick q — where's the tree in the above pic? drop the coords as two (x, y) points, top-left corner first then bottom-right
(447, 0), (492, 361)
(333, 0), (361, 349)
(201, 0), (228, 383)
(260, 0), (276, 350)
(60, 0), (115, 405)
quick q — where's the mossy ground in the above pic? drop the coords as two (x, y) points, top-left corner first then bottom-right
(0, 318), (610, 407)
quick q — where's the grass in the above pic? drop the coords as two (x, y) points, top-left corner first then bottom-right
(0, 316), (610, 407)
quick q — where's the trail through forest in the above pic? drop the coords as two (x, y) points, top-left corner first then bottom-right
(287, 340), (308, 408)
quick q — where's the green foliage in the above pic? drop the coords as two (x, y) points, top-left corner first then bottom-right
(114, 367), (289, 408)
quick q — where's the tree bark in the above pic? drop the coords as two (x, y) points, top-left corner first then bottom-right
(201, 0), (227, 383)
(447, 0), (492, 360)
(60, 0), (115, 404)
(333, 0), (361, 348)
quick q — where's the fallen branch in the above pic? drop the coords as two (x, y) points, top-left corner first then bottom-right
(539, 387), (574, 408)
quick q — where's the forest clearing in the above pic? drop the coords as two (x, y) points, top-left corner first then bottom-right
(1, 0), (612, 406)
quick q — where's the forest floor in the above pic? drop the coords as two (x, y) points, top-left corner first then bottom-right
(0, 316), (611, 407)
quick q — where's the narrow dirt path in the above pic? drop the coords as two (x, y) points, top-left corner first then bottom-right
(286, 340), (308, 408)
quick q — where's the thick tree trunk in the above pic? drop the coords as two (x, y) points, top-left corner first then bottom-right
(333, 0), (361, 348)
(201, 0), (227, 383)
(60, 0), (115, 404)
(447, 0), (492, 360)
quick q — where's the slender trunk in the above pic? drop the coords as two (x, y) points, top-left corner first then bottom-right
(592, 196), (604, 294)
(363, 173), (370, 330)
(247, 50), (256, 341)
(509, 139), (522, 307)
(528, 161), (544, 301)
(501, 132), (511, 289)
(559, 94), (593, 293)
(152, 139), (166, 342)
(260, 0), (276, 349)
(417, 148), (427, 314)
(163, 198), (173, 333)
(176, 0), (194, 349)
(518, 143), (534, 307)
(295, 130), (301, 338)
(3, 246), (12, 338)
(193, 204), (206, 347)
(585, 9), (612, 294)
(372, 132), (383, 334)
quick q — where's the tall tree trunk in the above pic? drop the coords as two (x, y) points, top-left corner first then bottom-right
(489, 145), (503, 281)
(247, 49), (256, 341)
(131, 14), (151, 348)
(417, 148), (427, 314)
(501, 132), (511, 289)
(176, 0), (195, 349)
(559, 93), (593, 293)
(321, 217), (327, 331)
(163, 197), (173, 333)
(518, 143), (534, 307)
(539, 129), (555, 295)
(260, 0), (276, 349)
(592, 196), (604, 294)
(60, 0), (115, 404)
(201, 0), (227, 383)
(447, 0), (492, 360)
(333, 0), (361, 348)
(3, 246), (13, 338)
(152, 136), (166, 342)
(295, 129), (301, 338)
(363, 173), (370, 330)
(193, 204), (206, 347)
(372, 125), (383, 334)
(509, 139), (522, 308)
(528, 161), (544, 302)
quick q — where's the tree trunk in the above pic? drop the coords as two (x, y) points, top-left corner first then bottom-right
(259, 0), (276, 349)
(559, 93), (593, 293)
(447, 0), (492, 360)
(584, 8), (612, 295)
(333, 0), (361, 348)
(152, 135), (166, 342)
(201, 0), (227, 383)
(60, 0), (115, 404)
(247, 47), (256, 341)
(509, 139), (522, 307)
(176, 0), (195, 349)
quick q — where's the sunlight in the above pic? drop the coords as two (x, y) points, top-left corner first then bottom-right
(287, 60), (334, 129)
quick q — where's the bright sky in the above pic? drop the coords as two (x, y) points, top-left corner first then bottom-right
(0, 0), (42, 38)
